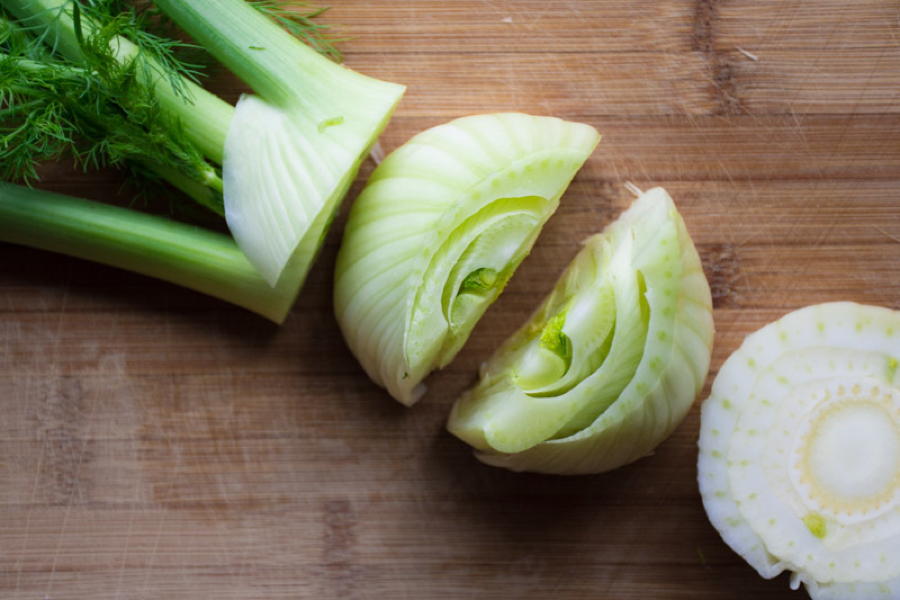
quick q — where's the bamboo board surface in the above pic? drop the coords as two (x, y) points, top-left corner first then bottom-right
(2, 1), (899, 598)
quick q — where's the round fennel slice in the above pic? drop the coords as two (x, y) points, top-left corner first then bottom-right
(698, 302), (900, 599)
(447, 187), (714, 474)
(334, 113), (600, 406)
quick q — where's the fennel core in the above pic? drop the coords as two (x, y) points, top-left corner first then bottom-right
(698, 302), (900, 600)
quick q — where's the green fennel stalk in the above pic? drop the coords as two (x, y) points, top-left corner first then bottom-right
(0, 181), (298, 321)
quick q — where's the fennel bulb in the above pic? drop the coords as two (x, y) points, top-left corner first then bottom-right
(698, 302), (900, 599)
(155, 0), (405, 286)
(334, 113), (600, 406)
(447, 187), (714, 474)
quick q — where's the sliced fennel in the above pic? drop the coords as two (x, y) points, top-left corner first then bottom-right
(155, 0), (405, 286)
(334, 113), (600, 406)
(698, 303), (900, 600)
(447, 187), (714, 474)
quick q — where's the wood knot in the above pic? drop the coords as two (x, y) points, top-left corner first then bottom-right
(321, 498), (359, 596)
(322, 498), (357, 564)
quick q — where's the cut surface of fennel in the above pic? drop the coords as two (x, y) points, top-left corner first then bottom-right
(698, 302), (900, 600)
(447, 187), (714, 474)
(223, 95), (357, 286)
(334, 113), (600, 406)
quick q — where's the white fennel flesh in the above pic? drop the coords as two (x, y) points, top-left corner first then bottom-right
(447, 187), (714, 474)
(334, 113), (600, 406)
(698, 302), (900, 600)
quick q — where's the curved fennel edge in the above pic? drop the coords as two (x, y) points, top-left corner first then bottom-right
(448, 187), (715, 474)
(696, 302), (900, 598)
(333, 113), (601, 407)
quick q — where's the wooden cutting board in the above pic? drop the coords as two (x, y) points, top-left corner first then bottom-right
(2, 1), (898, 598)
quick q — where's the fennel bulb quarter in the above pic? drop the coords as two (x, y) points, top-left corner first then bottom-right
(447, 187), (715, 474)
(334, 113), (600, 406)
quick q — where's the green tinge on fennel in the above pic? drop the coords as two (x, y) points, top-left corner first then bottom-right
(698, 302), (900, 600)
(334, 113), (600, 406)
(527, 281), (618, 400)
(447, 187), (715, 474)
(459, 268), (499, 294)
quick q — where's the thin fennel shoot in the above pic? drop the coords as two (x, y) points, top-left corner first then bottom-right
(0, 182), (299, 321)
(3, 0), (226, 209)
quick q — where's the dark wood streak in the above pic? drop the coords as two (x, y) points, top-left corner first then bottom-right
(691, 0), (717, 54)
(693, 0), (743, 115)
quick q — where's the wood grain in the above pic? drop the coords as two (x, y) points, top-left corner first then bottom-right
(2, 1), (900, 599)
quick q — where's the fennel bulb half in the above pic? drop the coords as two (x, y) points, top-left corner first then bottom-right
(334, 113), (600, 406)
(156, 0), (405, 287)
(698, 302), (900, 599)
(447, 187), (714, 474)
